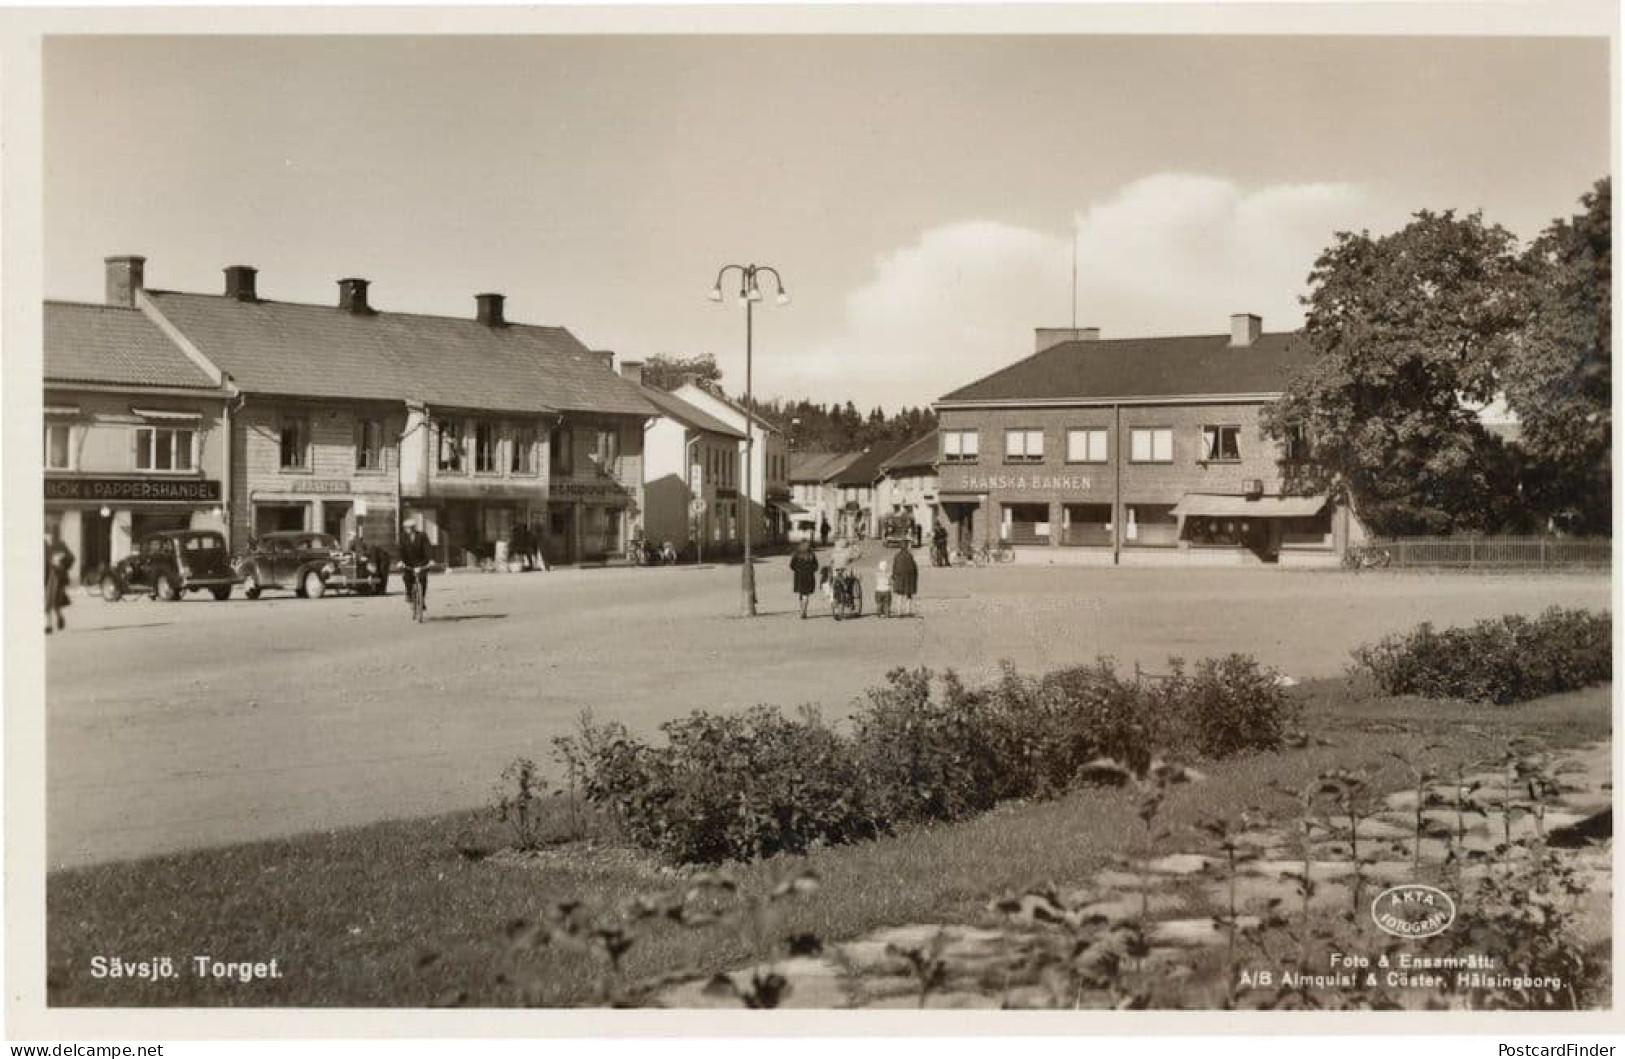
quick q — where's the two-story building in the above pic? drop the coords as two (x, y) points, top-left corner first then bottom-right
(625, 361), (747, 554)
(874, 432), (940, 540)
(101, 255), (654, 567)
(44, 291), (233, 584)
(669, 381), (792, 546)
(933, 316), (1356, 565)
(787, 452), (861, 544)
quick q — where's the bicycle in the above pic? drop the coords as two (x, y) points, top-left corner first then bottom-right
(404, 565), (429, 622)
(1341, 544), (1393, 572)
(830, 567), (863, 621)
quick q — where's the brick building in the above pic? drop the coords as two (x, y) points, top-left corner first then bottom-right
(95, 255), (654, 566)
(933, 316), (1359, 565)
(43, 289), (232, 584)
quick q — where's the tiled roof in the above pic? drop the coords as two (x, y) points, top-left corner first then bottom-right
(879, 432), (938, 474)
(669, 383), (781, 434)
(44, 301), (218, 390)
(640, 387), (746, 439)
(834, 441), (907, 485)
(939, 332), (1312, 404)
(146, 292), (657, 417)
(789, 451), (862, 483)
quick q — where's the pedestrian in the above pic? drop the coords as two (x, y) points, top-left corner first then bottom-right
(399, 519), (433, 613)
(891, 540), (919, 617)
(911, 520), (923, 548)
(512, 522), (533, 571)
(931, 519), (950, 567)
(874, 558), (893, 618)
(819, 516), (831, 547)
(44, 531), (75, 635)
(789, 539), (820, 619)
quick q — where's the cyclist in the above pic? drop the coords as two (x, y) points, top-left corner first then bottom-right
(399, 520), (433, 615)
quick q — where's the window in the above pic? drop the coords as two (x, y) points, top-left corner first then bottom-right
(436, 419), (465, 473)
(1004, 429), (1043, 463)
(474, 421), (498, 473)
(138, 427), (196, 472)
(1130, 428), (1173, 463)
(1283, 426), (1311, 464)
(1126, 503), (1179, 546)
(45, 423), (72, 470)
(356, 419), (383, 472)
(549, 426), (572, 476)
(1201, 425), (1241, 462)
(942, 429), (979, 463)
(511, 427), (536, 474)
(1066, 428), (1108, 463)
(592, 427), (619, 469)
(279, 417), (308, 470)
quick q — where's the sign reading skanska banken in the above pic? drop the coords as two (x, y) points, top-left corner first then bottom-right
(938, 471), (1093, 493)
(45, 477), (223, 503)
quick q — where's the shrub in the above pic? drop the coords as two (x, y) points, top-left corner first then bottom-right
(1352, 607), (1611, 704)
(1160, 654), (1298, 758)
(1039, 660), (1160, 775)
(849, 668), (1002, 827)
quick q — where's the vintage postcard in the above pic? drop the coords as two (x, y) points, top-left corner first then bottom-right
(4, 2), (1618, 1045)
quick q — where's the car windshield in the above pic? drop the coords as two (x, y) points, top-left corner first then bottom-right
(182, 535), (224, 552)
(299, 535), (338, 550)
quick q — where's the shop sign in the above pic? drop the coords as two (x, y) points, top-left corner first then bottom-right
(939, 471), (1093, 493)
(45, 477), (222, 503)
(551, 480), (633, 500)
(257, 478), (351, 494)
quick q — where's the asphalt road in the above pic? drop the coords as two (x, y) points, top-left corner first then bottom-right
(42, 554), (1609, 869)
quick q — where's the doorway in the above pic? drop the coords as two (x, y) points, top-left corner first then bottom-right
(254, 503), (308, 537)
(322, 501), (352, 543)
(80, 509), (113, 584)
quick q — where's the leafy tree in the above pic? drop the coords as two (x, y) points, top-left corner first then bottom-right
(1504, 178), (1611, 535)
(643, 353), (723, 393)
(1263, 210), (1531, 536)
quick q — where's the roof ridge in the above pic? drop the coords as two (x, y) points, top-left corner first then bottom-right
(148, 289), (578, 335)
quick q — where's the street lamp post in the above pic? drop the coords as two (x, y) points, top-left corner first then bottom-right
(709, 263), (790, 618)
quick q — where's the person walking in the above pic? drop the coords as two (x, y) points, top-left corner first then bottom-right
(512, 522), (533, 572)
(891, 540), (919, 617)
(819, 516), (831, 547)
(45, 532), (75, 635)
(930, 519), (950, 567)
(789, 539), (820, 619)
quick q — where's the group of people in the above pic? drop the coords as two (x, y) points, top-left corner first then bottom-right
(507, 522), (548, 572)
(788, 535), (920, 620)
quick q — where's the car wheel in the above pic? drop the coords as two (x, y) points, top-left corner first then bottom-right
(100, 574), (123, 603)
(302, 568), (326, 600)
(154, 573), (179, 602)
(211, 585), (232, 601)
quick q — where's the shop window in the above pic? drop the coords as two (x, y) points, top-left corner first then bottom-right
(1129, 428), (1173, 463)
(1061, 503), (1113, 546)
(1126, 503), (1179, 546)
(1201, 425), (1241, 462)
(483, 507), (515, 542)
(1004, 429), (1044, 463)
(512, 427), (536, 474)
(356, 418), (383, 472)
(1281, 511), (1333, 547)
(138, 426), (196, 472)
(942, 429), (979, 463)
(475, 421), (499, 473)
(549, 426), (572, 476)
(279, 417), (308, 470)
(45, 423), (73, 470)
(1187, 516), (1253, 547)
(1066, 428), (1108, 463)
(437, 420), (465, 473)
(1001, 503), (1050, 545)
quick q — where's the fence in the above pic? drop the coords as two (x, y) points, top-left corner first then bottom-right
(1371, 536), (1611, 569)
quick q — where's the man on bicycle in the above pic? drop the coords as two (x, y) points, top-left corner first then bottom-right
(399, 519), (433, 614)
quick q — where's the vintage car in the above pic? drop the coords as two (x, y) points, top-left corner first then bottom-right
(100, 529), (240, 602)
(235, 531), (390, 600)
(880, 512), (918, 548)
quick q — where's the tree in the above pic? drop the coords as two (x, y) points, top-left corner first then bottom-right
(643, 353), (723, 393)
(1504, 177), (1611, 535)
(1262, 210), (1531, 537)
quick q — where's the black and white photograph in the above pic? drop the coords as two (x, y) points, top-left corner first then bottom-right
(3, 2), (1618, 1044)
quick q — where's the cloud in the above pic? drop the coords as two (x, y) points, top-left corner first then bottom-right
(775, 173), (1376, 409)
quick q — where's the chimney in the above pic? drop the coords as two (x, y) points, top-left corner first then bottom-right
(105, 255), (146, 308)
(619, 359), (645, 387)
(223, 265), (258, 302)
(475, 292), (506, 327)
(1230, 313), (1262, 348)
(337, 278), (372, 315)
(1035, 326), (1100, 353)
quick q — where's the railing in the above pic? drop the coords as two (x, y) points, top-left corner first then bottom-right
(1375, 536), (1610, 569)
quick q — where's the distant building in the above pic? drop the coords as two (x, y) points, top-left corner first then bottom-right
(627, 363), (747, 554)
(830, 443), (906, 540)
(933, 317), (1361, 565)
(787, 451), (861, 543)
(668, 381), (792, 545)
(874, 432), (940, 541)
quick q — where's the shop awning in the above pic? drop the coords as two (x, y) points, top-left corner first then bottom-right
(1170, 493), (1329, 519)
(768, 499), (809, 514)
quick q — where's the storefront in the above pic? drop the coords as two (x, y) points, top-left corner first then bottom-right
(547, 480), (636, 563)
(45, 476), (226, 584)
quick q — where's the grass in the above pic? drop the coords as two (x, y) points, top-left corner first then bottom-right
(47, 679), (1611, 1008)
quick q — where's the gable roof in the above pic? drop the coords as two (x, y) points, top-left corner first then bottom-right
(670, 382), (781, 434)
(145, 291), (657, 417)
(789, 451), (862, 483)
(879, 432), (938, 475)
(834, 441), (908, 485)
(939, 331), (1312, 405)
(44, 301), (219, 390)
(640, 387), (746, 439)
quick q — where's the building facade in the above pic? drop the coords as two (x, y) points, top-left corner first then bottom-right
(934, 317), (1357, 566)
(628, 364), (747, 555)
(44, 296), (232, 584)
(670, 382), (791, 545)
(873, 432), (940, 541)
(786, 452), (860, 544)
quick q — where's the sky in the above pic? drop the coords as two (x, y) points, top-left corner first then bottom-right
(44, 34), (1611, 412)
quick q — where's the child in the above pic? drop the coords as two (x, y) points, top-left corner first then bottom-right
(874, 559), (893, 618)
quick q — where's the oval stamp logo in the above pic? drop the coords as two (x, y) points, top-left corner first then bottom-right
(1371, 884), (1456, 938)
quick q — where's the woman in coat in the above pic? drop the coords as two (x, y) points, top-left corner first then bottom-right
(890, 540), (919, 617)
(45, 533), (75, 634)
(788, 539), (820, 619)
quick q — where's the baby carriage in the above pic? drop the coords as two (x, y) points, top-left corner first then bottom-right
(822, 564), (863, 621)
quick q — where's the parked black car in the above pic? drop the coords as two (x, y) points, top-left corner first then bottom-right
(100, 530), (239, 602)
(235, 530), (389, 600)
